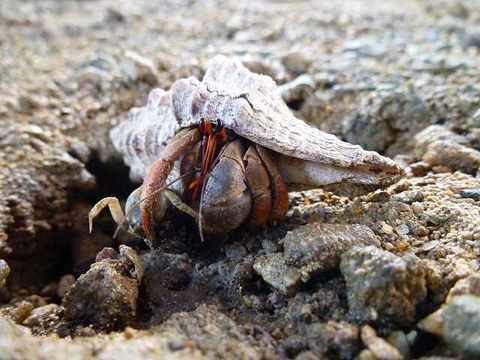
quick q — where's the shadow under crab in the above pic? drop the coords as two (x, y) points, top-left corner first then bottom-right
(89, 56), (403, 241)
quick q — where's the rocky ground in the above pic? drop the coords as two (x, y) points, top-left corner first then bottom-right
(2, 0), (480, 358)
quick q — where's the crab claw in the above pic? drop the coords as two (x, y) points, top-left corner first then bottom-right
(200, 139), (252, 233)
(88, 197), (126, 234)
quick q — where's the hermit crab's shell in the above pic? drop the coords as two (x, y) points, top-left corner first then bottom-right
(111, 56), (402, 192)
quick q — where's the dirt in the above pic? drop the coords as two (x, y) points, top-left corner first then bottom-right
(2, 0), (480, 358)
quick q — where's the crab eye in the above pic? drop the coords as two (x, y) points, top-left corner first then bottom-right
(125, 187), (145, 237)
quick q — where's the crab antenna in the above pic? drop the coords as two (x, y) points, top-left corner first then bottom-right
(198, 172), (208, 243)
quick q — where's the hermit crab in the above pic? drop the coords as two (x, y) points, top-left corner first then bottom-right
(89, 56), (402, 240)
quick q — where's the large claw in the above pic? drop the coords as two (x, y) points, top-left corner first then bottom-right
(200, 139), (252, 233)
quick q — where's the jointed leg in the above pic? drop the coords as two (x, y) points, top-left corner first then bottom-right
(255, 145), (289, 222)
(244, 146), (272, 227)
(141, 127), (200, 240)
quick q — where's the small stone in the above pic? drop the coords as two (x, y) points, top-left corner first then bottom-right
(431, 165), (451, 174)
(11, 301), (34, 324)
(415, 125), (468, 157)
(95, 247), (118, 262)
(356, 349), (376, 360)
(365, 190), (391, 203)
(396, 224), (410, 235)
(388, 331), (410, 359)
(415, 225), (429, 237)
(447, 273), (480, 303)
(464, 31), (480, 49)
(418, 306), (444, 336)
(284, 223), (381, 280)
(460, 189), (480, 201)
(392, 190), (424, 204)
(17, 94), (46, 114)
(411, 202), (424, 215)
(462, 231), (474, 241)
(73, 326), (97, 337)
(63, 245), (144, 331)
(122, 50), (158, 85)
(380, 222), (395, 235)
(123, 326), (137, 339)
(305, 321), (360, 359)
(280, 51), (312, 76)
(278, 74), (315, 106)
(409, 161), (430, 177)
(22, 304), (63, 335)
(253, 253), (301, 296)
(443, 295), (480, 358)
(340, 246), (427, 325)
(57, 274), (75, 299)
(0, 259), (10, 289)
(361, 325), (402, 360)
(224, 243), (248, 260)
(423, 141), (480, 175)
(343, 89), (429, 153)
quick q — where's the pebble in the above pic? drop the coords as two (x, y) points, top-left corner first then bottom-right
(305, 321), (360, 359)
(396, 224), (410, 235)
(443, 295), (480, 358)
(253, 253), (302, 296)
(414, 125), (468, 157)
(280, 51), (312, 76)
(278, 74), (315, 106)
(22, 304), (62, 334)
(63, 246), (144, 331)
(11, 301), (34, 324)
(123, 326), (138, 339)
(340, 246), (427, 325)
(388, 331), (411, 359)
(283, 223), (381, 280)
(361, 325), (402, 360)
(123, 50), (158, 85)
(447, 273), (480, 302)
(423, 141), (480, 175)
(224, 243), (248, 260)
(460, 188), (480, 201)
(411, 202), (424, 215)
(409, 161), (431, 177)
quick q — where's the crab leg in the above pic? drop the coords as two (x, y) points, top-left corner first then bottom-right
(255, 145), (289, 222)
(141, 127), (200, 240)
(88, 197), (126, 234)
(244, 146), (272, 227)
